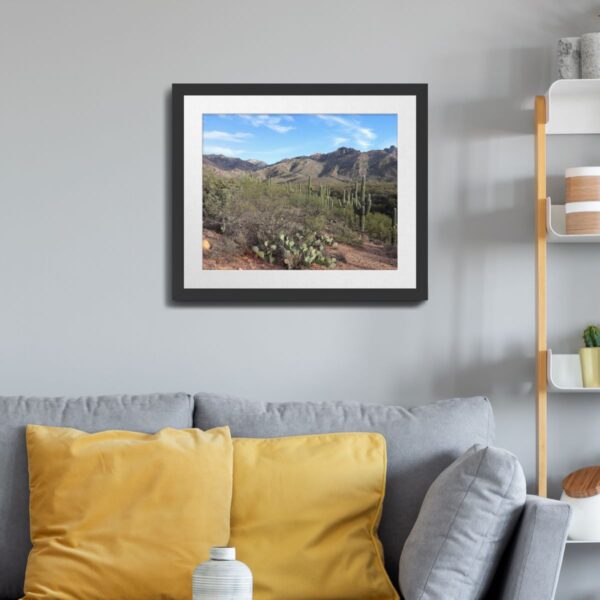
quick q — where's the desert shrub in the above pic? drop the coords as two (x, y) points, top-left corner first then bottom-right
(365, 212), (394, 243)
(203, 172), (237, 230)
(304, 212), (328, 235)
(211, 192), (300, 252)
(327, 213), (362, 246)
(334, 227), (362, 246)
(210, 236), (240, 259)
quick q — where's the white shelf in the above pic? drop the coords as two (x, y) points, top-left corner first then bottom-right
(546, 79), (600, 134)
(566, 539), (600, 544)
(546, 197), (600, 243)
(548, 349), (600, 393)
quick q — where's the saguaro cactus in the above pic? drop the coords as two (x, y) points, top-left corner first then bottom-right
(306, 176), (312, 201)
(318, 184), (333, 209)
(353, 176), (371, 232)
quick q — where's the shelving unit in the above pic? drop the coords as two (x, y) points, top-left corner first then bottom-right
(535, 80), (600, 498)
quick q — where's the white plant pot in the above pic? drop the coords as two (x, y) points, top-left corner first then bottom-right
(560, 492), (600, 541)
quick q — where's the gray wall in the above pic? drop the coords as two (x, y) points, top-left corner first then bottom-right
(1, 1), (598, 597)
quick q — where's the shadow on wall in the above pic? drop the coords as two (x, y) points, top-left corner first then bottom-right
(432, 175), (536, 401)
(437, 178), (535, 246)
(431, 350), (534, 403)
(437, 47), (551, 138)
(428, 46), (552, 407)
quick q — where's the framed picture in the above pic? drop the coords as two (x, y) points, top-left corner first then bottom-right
(172, 84), (427, 303)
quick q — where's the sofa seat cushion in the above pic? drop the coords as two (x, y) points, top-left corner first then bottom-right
(0, 393), (192, 600)
(399, 445), (526, 600)
(23, 425), (232, 600)
(193, 394), (494, 586)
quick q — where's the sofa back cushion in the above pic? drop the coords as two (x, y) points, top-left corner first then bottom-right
(193, 394), (494, 588)
(0, 393), (193, 600)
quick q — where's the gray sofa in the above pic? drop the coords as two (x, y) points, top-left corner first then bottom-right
(0, 393), (570, 600)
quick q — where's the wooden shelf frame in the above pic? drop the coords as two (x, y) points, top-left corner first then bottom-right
(535, 95), (548, 497)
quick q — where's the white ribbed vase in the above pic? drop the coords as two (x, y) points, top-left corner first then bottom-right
(193, 547), (252, 600)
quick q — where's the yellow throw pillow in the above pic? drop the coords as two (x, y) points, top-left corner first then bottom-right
(23, 425), (233, 600)
(230, 433), (399, 600)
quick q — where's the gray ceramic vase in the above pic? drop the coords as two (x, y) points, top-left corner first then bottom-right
(193, 547), (253, 600)
(557, 37), (581, 79)
(582, 32), (600, 79)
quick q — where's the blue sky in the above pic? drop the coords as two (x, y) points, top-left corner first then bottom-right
(202, 113), (397, 164)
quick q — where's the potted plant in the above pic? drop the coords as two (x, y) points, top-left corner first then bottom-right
(580, 325), (600, 387)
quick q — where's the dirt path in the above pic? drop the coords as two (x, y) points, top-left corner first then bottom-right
(331, 239), (397, 270)
(202, 229), (397, 271)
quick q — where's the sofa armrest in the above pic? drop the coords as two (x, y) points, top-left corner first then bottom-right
(489, 495), (571, 600)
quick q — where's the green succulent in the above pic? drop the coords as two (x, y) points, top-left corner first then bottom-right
(583, 325), (600, 347)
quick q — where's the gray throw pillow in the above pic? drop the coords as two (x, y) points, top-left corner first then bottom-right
(399, 445), (526, 600)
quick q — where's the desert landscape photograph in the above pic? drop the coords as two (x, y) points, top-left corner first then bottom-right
(202, 113), (398, 270)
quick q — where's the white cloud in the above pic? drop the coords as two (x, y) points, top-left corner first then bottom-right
(204, 130), (252, 143)
(317, 114), (376, 149)
(239, 114), (295, 134)
(333, 136), (349, 146)
(203, 145), (237, 156)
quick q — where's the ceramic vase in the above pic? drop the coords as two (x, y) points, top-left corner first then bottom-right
(193, 547), (252, 600)
(558, 37), (581, 79)
(582, 32), (600, 79)
(561, 491), (600, 540)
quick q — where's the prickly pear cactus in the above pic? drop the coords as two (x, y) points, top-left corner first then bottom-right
(253, 231), (336, 270)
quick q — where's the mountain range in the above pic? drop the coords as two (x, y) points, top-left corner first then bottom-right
(203, 146), (397, 183)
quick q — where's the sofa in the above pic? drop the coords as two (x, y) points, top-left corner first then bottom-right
(0, 393), (570, 600)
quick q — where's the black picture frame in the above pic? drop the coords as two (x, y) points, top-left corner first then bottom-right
(172, 83), (428, 304)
